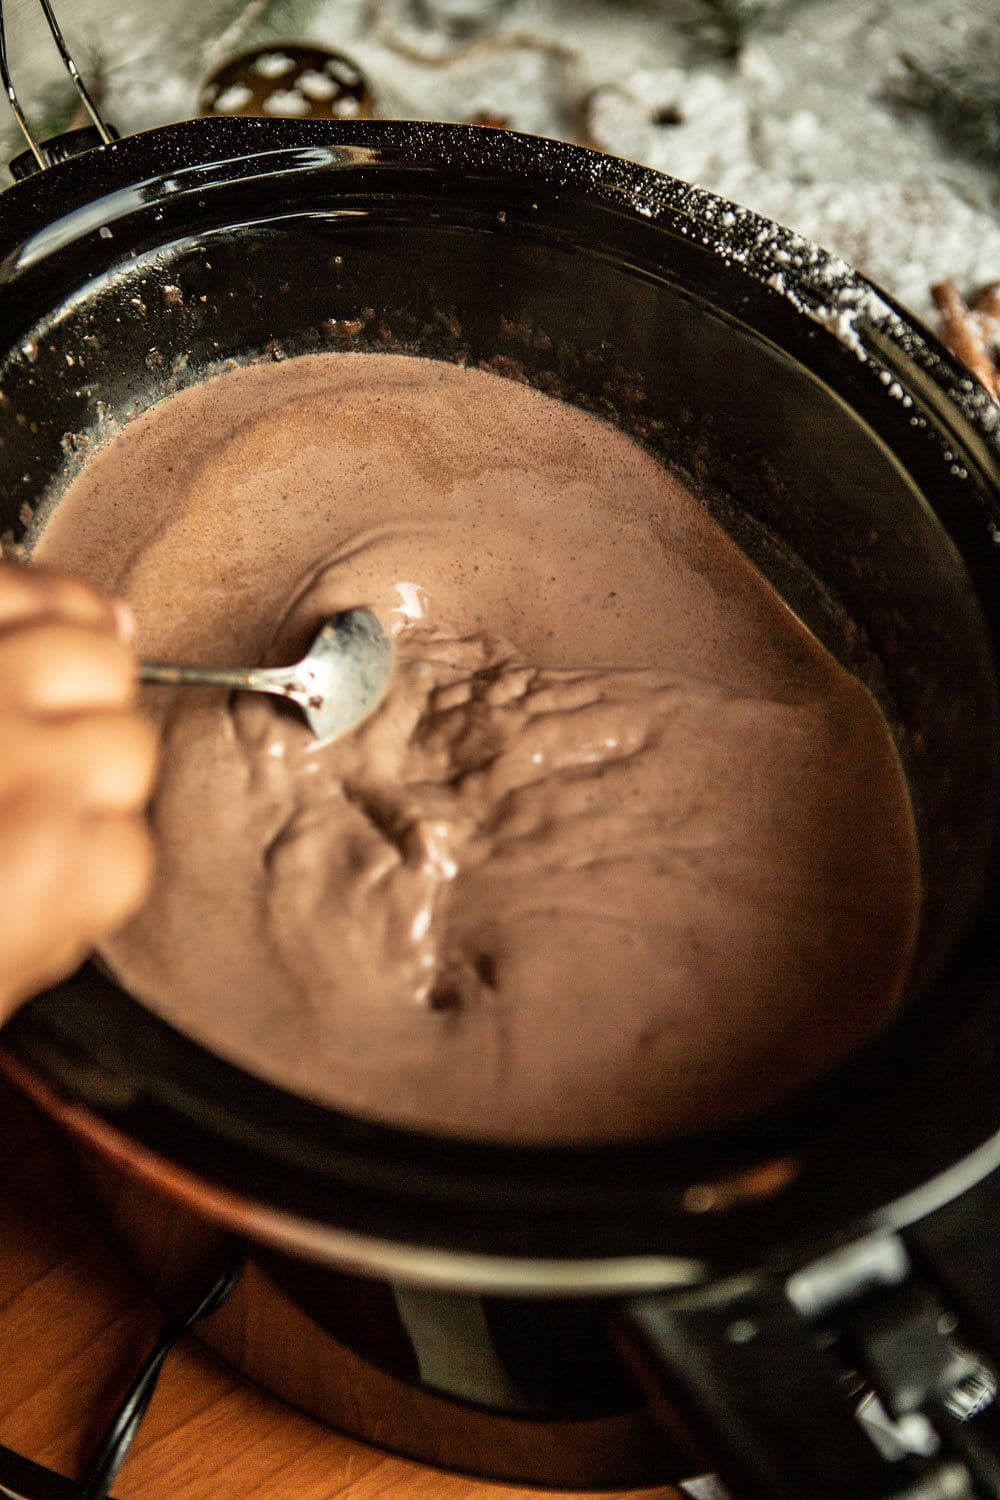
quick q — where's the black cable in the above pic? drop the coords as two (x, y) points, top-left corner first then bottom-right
(79, 1241), (247, 1500)
(0, 1240), (246, 1500)
(0, 1442), (90, 1500)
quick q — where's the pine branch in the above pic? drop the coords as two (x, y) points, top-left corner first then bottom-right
(680, 0), (767, 61)
(26, 79), (84, 142)
(202, 0), (324, 71)
(244, 0), (324, 43)
(898, 54), (1000, 170)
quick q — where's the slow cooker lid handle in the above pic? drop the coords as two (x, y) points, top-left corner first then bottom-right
(0, 0), (117, 177)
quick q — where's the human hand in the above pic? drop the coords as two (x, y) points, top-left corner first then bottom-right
(0, 565), (158, 1024)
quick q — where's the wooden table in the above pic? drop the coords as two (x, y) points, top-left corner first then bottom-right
(0, 1081), (684, 1499)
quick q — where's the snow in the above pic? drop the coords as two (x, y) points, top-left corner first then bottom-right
(0, 0), (996, 322)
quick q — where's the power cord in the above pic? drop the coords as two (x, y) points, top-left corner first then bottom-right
(0, 1241), (246, 1500)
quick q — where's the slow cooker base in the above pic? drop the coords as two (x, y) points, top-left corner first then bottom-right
(65, 1132), (684, 1490)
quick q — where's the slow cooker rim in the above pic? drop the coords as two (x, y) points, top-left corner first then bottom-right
(1, 116), (999, 1276)
(3, 116), (999, 453)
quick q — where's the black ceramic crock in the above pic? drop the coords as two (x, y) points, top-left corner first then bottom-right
(1, 117), (1000, 1499)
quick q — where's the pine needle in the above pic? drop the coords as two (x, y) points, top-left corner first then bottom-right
(25, 79), (83, 143)
(899, 53), (1000, 170)
(681, 0), (768, 61)
(202, 0), (325, 71)
(246, 0), (325, 43)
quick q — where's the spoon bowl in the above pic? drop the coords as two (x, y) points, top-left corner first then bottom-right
(140, 608), (394, 743)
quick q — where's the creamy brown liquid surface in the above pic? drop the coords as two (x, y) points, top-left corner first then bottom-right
(37, 353), (919, 1142)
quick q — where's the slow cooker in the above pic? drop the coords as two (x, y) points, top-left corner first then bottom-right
(1, 6), (1000, 1497)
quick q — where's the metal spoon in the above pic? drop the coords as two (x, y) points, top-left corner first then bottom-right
(140, 607), (393, 743)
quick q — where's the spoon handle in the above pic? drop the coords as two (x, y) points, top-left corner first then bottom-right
(140, 661), (301, 696)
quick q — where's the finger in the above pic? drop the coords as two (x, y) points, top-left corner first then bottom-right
(0, 801), (153, 1017)
(0, 622), (136, 715)
(0, 711), (159, 812)
(1, 936), (91, 1016)
(0, 796), (154, 933)
(72, 812), (156, 936)
(0, 565), (126, 638)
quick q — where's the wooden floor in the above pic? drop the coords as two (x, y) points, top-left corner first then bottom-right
(0, 1080), (684, 1499)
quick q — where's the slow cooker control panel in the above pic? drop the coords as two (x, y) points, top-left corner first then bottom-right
(620, 1169), (1000, 1500)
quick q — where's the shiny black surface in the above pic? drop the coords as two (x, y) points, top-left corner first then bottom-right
(0, 118), (998, 1273)
(9, 123), (120, 180)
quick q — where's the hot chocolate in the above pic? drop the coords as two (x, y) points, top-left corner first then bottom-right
(35, 352), (919, 1142)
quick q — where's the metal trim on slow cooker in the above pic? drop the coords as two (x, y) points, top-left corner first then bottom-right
(6, 1049), (711, 1295)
